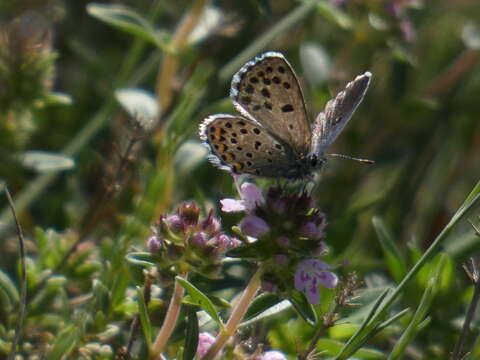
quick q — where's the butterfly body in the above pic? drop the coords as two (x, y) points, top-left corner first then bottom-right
(199, 52), (371, 179)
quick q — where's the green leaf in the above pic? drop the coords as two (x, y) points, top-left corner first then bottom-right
(372, 216), (407, 282)
(125, 252), (157, 267)
(0, 269), (19, 310)
(318, 339), (386, 359)
(175, 140), (209, 176)
(316, 0), (352, 30)
(115, 88), (160, 130)
(457, 179), (480, 216)
(183, 307), (199, 360)
(87, 3), (172, 50)
(288, 291), (317, 326)
(46, 324), (79, 360)
(35, 92), (73, 107)
(20, 151), (75, 173)
(299, 42), (331, 86)
(137, 286), (153, 347)
(176, 276), (223, 328)
(243, 293), (284, 322)
(388, 283), (436, 359)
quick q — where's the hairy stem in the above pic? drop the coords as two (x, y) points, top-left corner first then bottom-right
(151, 273), (188, 359)
(201, 266), (264, 360)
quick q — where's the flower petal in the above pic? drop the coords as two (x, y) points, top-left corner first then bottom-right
(305, 280), (320, 305)
(240, 182), (265, 210)
(318, 270), (339, 289)
(220, 198), (246, 213)
(240, 215), (270, 238)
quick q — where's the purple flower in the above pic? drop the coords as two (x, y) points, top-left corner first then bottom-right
(255, 350), (287, 360)
(147, 235), (162, 253)
(221, 182), (265, 213)
(240, 215), (270, 238)
(164, 214), (184, 233)
(210, 233), (239, 251)
(294, 259), (338, 305)
(196, 332), (216, 357)
(191, 231), (208, 247)
(301, 220), (326, 240)
(301, 222), (318, 238)
(200, 212), (221, 233)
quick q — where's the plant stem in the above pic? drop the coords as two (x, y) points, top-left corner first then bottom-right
(151, 273), (188, 359)
(5, 187), (27, 360)
(451, 260), (480, 360)
(201, 266), (264, 360)
(300, 304), (341, 359)
(155, 0), (210, 114)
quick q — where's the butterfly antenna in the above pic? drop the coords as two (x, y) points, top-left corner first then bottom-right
(328, 153), (375, 164)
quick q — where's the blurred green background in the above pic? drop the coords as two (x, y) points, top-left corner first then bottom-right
(1, 0), (480, 358)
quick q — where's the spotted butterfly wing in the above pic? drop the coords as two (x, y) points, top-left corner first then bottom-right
(199, 114), (298, 177)
(311, 72), (372, 156)
(230, 52), (312, 156)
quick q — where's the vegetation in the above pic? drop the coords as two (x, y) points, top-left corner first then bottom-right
(1, 0), (480, 359)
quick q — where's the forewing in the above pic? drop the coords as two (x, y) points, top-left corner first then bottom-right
(230, 52), (311, 156)
(199, 114), (297, 177)
(312, 72), (371, 155)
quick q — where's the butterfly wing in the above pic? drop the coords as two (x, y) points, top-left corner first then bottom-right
(311, 72), (371, 156)
(230, 52), (312, 156)
(199, 115), (299, 177)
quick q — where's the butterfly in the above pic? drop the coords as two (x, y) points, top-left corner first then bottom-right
(199, 51), (372, 179)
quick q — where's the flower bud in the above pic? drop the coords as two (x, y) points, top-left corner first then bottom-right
(200, 212), (221, 233)
(300, 222), (318, 239)
(164, 214), (184, 233)
(178, 202), (200, 227)
(147, 235), (162, 253)
(240, 215), (270, 238)
(190, 231), (209, 248)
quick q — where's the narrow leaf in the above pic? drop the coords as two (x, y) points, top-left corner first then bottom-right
(183, 307), (199, 360)
(0, 269), (19, 309)
(87, 3), (171, 50)
(176, 276), (223, 327)
(372, 217), (407, 282)
(137, 286), (153, 347)
(289, 291), (318, 326)
(316, 1), (352, 29)
(20, 151), (75, 173)
(125, 252), (157, 267)
(243, 293), (284, 322)
(46, 324), (78, 360)
(388, 255), (443, 359)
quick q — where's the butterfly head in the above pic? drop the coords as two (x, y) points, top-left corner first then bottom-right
(285, 154), (326, 179)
